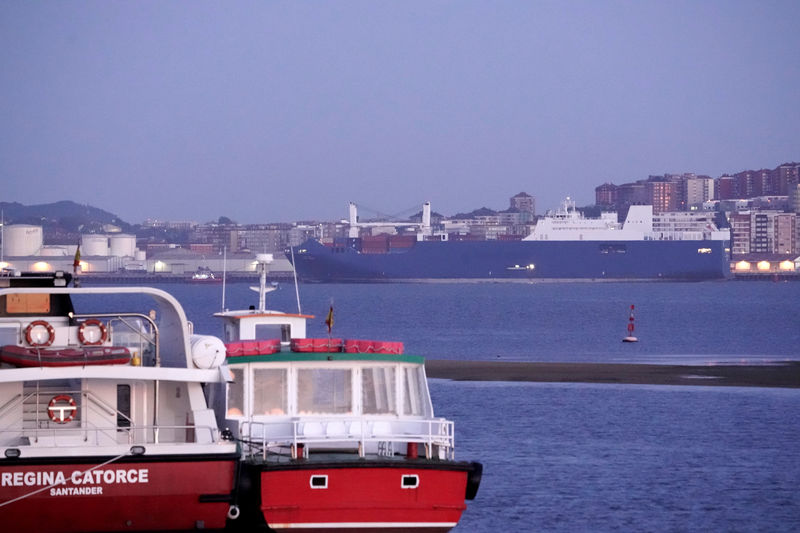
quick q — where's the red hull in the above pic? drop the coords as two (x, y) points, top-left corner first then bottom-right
(257, 463), (471, 532)
(0, 456), (237, 532)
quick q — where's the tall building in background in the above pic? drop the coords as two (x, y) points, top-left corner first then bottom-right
(595, 183), (619, 206)
(645, 180), (680, 213)
(771, 162), (800, 195)
(684, 176), (714, 208)
(730, 211), (797, 256)
(716, 175), (736, 200)
(509, 192), (535, 217)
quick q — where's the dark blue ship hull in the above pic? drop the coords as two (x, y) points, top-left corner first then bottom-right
(288, 238), (730, 282)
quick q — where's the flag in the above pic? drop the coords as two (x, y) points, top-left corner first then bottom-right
(324, 305), (334, 334)
(73, 245), (81, 274)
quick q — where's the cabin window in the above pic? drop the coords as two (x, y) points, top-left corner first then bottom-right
(253, 368), (287, 415)
(117, 385), (131, 428)
(297, 369), (352, 414)
(255, 324), (282, 340)
(402, 367), (429, 416)
(227, 368), (245, 417)
(362, 367), (396, 415)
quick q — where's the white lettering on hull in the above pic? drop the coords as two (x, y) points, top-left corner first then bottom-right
(1, 468), (150, 497)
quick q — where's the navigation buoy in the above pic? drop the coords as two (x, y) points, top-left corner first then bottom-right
(622, 304), (638, 343)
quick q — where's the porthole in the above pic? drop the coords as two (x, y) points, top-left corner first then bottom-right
(401, 474), (419, 489)
(310, 475), (328, 489)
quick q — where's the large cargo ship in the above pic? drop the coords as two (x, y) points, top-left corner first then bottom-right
(288, 199), (731, 282)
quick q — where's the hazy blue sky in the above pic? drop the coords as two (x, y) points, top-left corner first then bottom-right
(2, 1), (799, 224)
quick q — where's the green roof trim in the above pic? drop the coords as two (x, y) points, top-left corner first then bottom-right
(226, 352), (425, 365)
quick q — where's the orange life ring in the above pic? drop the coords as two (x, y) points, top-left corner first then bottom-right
(78, 319), (108, 346)
(25, 320), (55, 347)
(47, 394), (77, 423)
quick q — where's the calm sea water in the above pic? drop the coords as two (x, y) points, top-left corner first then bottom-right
(437, 381), (800, 532)
(80, 280), (800, 531)
(154, 280), (800, 364)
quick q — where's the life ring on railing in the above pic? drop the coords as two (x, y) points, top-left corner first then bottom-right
(47, 394), (77, 423)
(78, 319), (108, 346)
(25, 320), (55, 347)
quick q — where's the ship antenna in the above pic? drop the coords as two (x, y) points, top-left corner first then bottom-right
(290, 246), (302, 314)
(255, 253), (273, 312)
(221, 246), (227, 311)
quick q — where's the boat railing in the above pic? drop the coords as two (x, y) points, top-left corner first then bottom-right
(239, 417), (455, 462)
(0, 389), (217, 447)
(0, 424), (217, 449)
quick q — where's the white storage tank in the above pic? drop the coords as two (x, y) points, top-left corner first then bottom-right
(110, 234), (136, 258)
(4, 225), (43, 256)
(39, 246), (69, 257)
(81, 234), (109, 257)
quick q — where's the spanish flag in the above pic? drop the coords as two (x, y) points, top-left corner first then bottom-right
(73, 245), (81, 274)
(324, 305), (334, 334)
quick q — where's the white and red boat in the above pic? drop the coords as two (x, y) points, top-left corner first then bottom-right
(0, 271), (240, 532)
(214, 255), (482, 532)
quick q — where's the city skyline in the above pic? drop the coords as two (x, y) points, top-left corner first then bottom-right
(2, 2), (799, 224)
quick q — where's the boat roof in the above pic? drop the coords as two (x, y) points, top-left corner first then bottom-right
(227, 352), (424, 365)
(0, 284), (195, 369)
(214, 310), (315, 320)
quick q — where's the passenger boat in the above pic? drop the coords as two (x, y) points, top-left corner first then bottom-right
(214, 255), (482, 532)
(0, 271), (239, 532)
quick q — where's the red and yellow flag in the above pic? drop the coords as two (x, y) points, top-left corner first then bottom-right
(324, 305), (334, 334)
(73, 245), (81, 274)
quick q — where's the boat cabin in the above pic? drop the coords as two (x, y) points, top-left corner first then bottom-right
(0, 271), (230, 453)
(216, 307), (454, 462)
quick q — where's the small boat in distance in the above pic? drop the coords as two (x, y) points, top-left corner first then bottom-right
(0, 270), (239, 532)
(191, 267), (223, 283)
(213, 254), (482, 532)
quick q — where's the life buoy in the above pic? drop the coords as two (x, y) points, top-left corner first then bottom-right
(48, 394), (77, 423)
(78, 319), (108, 346)
(25, 320), (55, 347)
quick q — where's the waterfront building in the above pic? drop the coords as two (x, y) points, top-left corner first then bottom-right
(730, 211), (797, 256)
(595, 183), (619, 206)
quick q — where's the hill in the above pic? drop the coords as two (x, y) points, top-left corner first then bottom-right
(0, 201), (133, 244)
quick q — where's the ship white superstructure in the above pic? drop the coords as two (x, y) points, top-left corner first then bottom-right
(524, 198), (729, 242)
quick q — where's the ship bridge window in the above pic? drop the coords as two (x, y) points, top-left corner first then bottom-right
(402, 366), (431, 417)
(253, 368), (287, 415)
(227, 368), (245, 417)
(298, 369), (352, 414)
(362, 367), (397, 415)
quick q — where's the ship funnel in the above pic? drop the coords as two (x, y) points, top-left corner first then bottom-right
(348, 202), (360, 239)
(422, 202), (432, 235)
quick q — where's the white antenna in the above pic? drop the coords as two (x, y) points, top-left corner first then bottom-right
(221, 246), (227, 311)
(255, 253), (273, 312)
(290, 246), (302, 314)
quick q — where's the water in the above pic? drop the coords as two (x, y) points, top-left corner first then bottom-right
(79, 280), (800, 530)
(437, 381), (800, 532)
(139, 281), (800, 364)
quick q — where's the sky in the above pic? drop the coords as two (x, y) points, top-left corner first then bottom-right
(2, 1), (799, 224)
